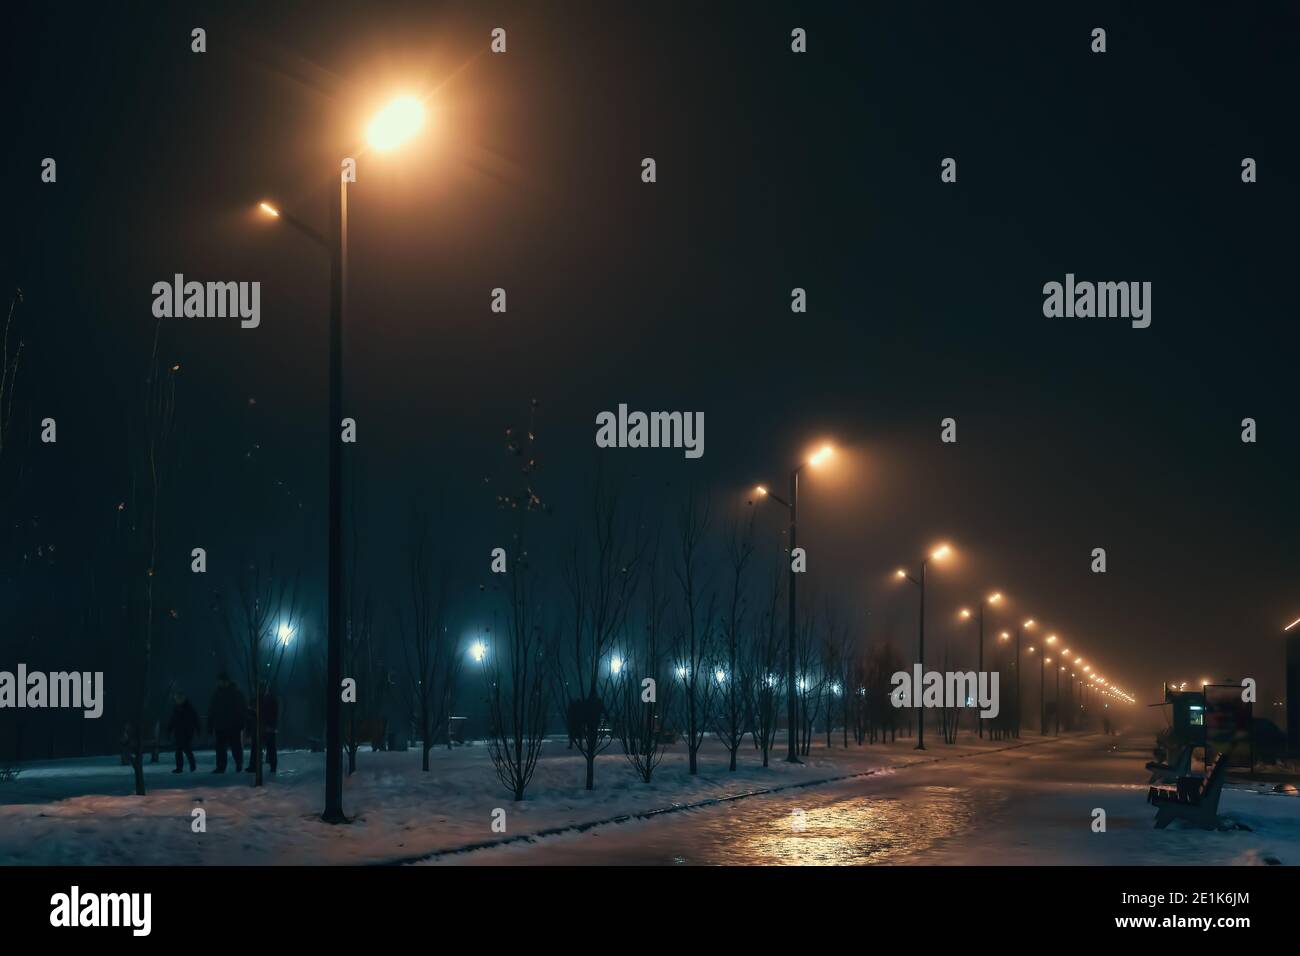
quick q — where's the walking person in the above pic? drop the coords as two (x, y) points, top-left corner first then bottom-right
(166, 691), (200, 773)
(208, 672), (246, 773)
(244, 682), (280, 775)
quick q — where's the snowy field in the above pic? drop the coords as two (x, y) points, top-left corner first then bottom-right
(0, 734), (1295, 865)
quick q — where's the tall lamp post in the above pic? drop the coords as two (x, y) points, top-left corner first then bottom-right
(958, 591), (1001, 737)
(1056, 664), (1064, 736)
(755, 442), (834, 763)
(1015, 619), (1034, 738)
(896, 544), (952, 750)
(1057, 647), (1071, 733)
(1041, 634), (1057, 735)
(1285, 616), (1300, 752)
(1041, 655), (1051, 735)
(259, 95), (425, 824)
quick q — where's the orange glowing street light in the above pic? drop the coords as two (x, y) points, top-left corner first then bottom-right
(895, 542), (954, 750)
(365, 95), (425, 151)
(257, 91), (428, 826)
(807, 444), (835, 468)
(752, 441), (837, 764)
(956, 588), (1005, 739)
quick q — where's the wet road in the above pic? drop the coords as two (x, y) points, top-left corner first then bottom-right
(433, 735), (1141, 865)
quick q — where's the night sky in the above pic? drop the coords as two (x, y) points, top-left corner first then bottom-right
(3, 0), (1298, 740)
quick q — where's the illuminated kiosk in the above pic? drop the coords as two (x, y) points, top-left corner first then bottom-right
(1145, 684), (1207, 782)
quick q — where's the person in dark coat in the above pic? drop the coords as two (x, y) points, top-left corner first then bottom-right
(208, 672), (246, 773)
(166, 691), (201, 772)
(244, 682), (280, 774)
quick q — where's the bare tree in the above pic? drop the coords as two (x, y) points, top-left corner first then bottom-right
(868, 642), (905, 744)
(818, 600), (850, 748)
(0, 289), (26, 466)
(122, 320), (179, 795)
(939, 645), (961, 744)
(0, 289), (32, 774)
(793, 603), (825, 755)
(483, 402), (551, 801)
(747, 563), (785, 767)
(554, 469), (644, 790)
(671, 488), (718, 775)
(614, 542), (673, 783)
(223, 558), (299, 786)
(713, 509), (754, 771)
(342, 593), (393, 773)
(340, 460), (395, 773)
(397, 506), (461, 771)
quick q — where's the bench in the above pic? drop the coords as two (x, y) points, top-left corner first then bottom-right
(1147, 753), (1229, 830)
(1145, 743), (1193, 784)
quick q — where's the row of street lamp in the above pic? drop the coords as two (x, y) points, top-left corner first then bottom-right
(255, 95), (1134, 817)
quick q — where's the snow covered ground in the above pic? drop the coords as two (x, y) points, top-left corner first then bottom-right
(0, 733), (1294, 865)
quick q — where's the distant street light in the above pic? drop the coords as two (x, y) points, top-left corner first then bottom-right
(755, 442), (835, 764)
(277, 622), (295, 646)
(469, 640), (488, 663)
(259, 94), (427, 825)
(957, 591), (1002, 738)
(1014, 619), (1034, 738)
(1057, 664), (1065, 735)
(1041, 654), (1051, 735)
(895, 543), (952, 750)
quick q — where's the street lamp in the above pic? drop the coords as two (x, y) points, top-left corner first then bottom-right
(365, 95), (425, 151)
(1014, 618), (1034, 738)
(957, 591), (1002, 738)
(260, 95), (427, 824)
(895, 543), (952, 750)
(1057, 664), (1065, 735)
(469, 640), (488, 663)
(1041, 655), (1051, 735)
(755, 442), (834, 764)
(1040, 634), (1057, 735)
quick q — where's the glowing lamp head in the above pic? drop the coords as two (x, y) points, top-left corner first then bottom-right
(715, 669), (726, 683)
(469, 640), (488, 663)
(611, 655), (624, 675)
(1046, 634), (1057, 644)
(959, 608), (972, 620)
(259, 202), (280, 218)
(931, 544), (951, 561)
(999, 631), (1010, 640)
(988, 592), (1002, 604)
(808, 444), (835, 468)
(366, 95), (425, 151)
(895, 568), (907, 579)
(1023, 619), (1035, 628)
(277, 622), (294, 645)
(755, 485), (768, 497)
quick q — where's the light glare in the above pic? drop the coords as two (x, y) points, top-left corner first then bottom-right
(367, 95), (425, 151)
